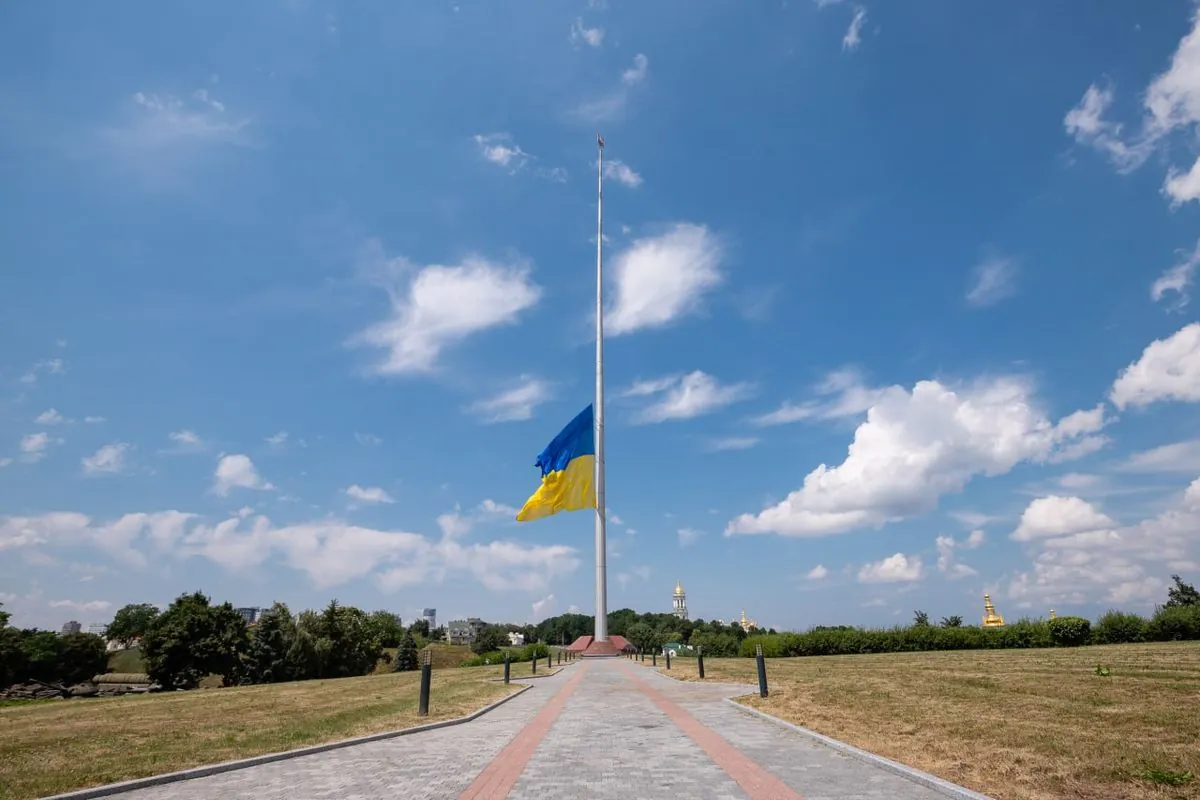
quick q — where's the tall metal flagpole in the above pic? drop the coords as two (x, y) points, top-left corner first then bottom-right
(594, 133), (608, 644)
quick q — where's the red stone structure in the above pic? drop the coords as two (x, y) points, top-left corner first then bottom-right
(566, 634), (633, 658)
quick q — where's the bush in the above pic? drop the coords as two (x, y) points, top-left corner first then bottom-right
(394, 632), (419, 672)
(1049, 616), (1092, 647)
(1093, 610), (1147, 644)
(1146, 605), (1200, 641)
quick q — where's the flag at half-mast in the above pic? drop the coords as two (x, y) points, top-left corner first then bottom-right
(515, 405), (596, 522)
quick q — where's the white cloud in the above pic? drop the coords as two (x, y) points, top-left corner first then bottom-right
(48, 599), (112, 614)
(167, 429), (205, 451)
(355, 433), (383, 446)
(1056, 472), (1103, 490)
(35, 409), (67, 425)
(84, 416), (106, 424)
(615, 564), (652, 588)
(480, 498), (519, 517)
(264, 431), (289, 447)
(437, 508), (472, 540)
(752, 367), (887, 426)
(1110, 322), (1200, 409)
(0, 458), (12, 468)
(569, 18), (605, 48)
(213, 454), (274, 496)
(727, 376), (1107, 538)
(622, 53), (649, 85)
(805, 564), (829, 580)
(706, 436), (760, 452)
(842, 7), (866, 52)
(473, 133), (530, 172)
(82, 443), (130, 476)
(603, 159), (643, 188)
(605, 224), (723, 335)
(677, 527), (701, 547)
(1121, 439), (1200, 473)
(626, 371), (755, 423)
(1063, 84), (1148, 172)
(345, 485), (395, 504)
(964, 529), (986, 549)
(1151, 240), (1200, 311)
(468, 376), (553, 423)
(2, 508), (579, 593)
(1011, 495), (1115, 542)
(355, 253), (541, 375)
(935, 535), (979, 579)
(1007, 476), (1200, 607)
(20, 432), (59, 462)
(531, 594), (556, 620)
(1165, 157), (1200, 205)
(965, 256), (1018, 307)
(858, 553), (924, 583)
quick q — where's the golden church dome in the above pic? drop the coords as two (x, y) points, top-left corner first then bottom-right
(674, 580), (685, 597)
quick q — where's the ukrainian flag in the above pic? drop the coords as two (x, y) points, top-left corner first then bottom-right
(516, 404), (596, 522)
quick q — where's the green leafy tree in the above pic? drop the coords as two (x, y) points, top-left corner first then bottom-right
(1165, 575), (1200, 608)
(624, 622), (652, 653)
(0, 604), (25, 689)
(407, 618), (430, 639)
(913, 610), (930, 626)
(472, 625), (509, 655)
(141, 591), (249, 689)
(940, 615), (963, 628)
(57, 632), (109, 684)
(105, 603), (159, 648)
(244, 603), (298, 684)
(367, 610), (405, 648)
(394, 632), (419, 672)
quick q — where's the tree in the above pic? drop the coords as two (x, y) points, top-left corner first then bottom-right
(472, 625), (509, 655)
(407, 618), (430, 639)
(244, 603), (298, 684)
(57, 632), (109, 684)
(105, 603), (159, 648)
(367, 610), (405, 648)
(625, 622), (654, 653)
(1165, 575), (1200, 608)
(940, 615), (963, 628)
(394, 632), (419, 672)
(141, 592), (249, 690)
(913, 610), (930, 626)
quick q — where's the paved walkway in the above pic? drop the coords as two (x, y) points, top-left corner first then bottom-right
(112, 659), (966, 800)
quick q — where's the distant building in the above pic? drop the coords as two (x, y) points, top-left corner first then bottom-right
(235, 607), (263, 625)
(60, 620), (82, 635)
(87, 623), (108, 636)
(507, 631), (525, 647)
(422, 608), (436, 631)
(673, 580), (689, 620)
(446, 617), (486, 645)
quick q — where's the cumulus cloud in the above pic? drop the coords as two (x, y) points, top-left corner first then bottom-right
(355, 252), (541, 375)
(345, 485), (395, 504)
(472, 133), (531, 172)
(35, 409), (67, 425)
(752, 366), (888, 426)
(603, 159), (643, 188)
(168, 429), (205, 450)
(727, 376), (1108, 538)
(858, 553), (924, 583)
(605, 224), (723, 335)
(213, 454), (273, 496)
(624, 371), (755, 423)
(805, 564), (829, 580)
(935, 532), (982, 579)
(0, 508), (579, 593)
(82, 443), (130, 476)
(1110, 322), (1200, 409)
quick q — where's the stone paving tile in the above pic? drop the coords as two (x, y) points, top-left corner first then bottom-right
(113, 670), (578, 800)
(629, 662), (951, 800)
(508, 659), (745, 799)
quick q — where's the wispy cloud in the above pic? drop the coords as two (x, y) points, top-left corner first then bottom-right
(1152, 239), (1200, 312)
(473, 133), (531, 172)
(625, 371), (755, 423)
(345, 485), (395, 504)
(966, 256), (1018, 307)
(569, 18), (605, 48)
(82, 443), (130, 476)
(468, 376), (553, 423)
(705, 436), (760, 452)
(603, 159), (643, 188)
(752, 366), (887, 426)
(572, 53), (650, 123)
(842, 7), (867, 51)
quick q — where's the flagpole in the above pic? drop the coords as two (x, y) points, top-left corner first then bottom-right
(594, 133), (608, 644)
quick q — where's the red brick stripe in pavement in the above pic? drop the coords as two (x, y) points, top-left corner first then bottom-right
(619, 663), (804, 800)
(457, 664), (589, 800)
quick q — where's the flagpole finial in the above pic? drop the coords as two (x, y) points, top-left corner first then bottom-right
(597, 133), (605, 148)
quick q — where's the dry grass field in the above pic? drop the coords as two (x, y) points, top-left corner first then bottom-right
(657, 642), (1200, 800)
(0, 666), (515, 800)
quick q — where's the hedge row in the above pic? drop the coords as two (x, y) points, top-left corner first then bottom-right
(739, 605), (1200, 658)
(458, 642), (550, 667)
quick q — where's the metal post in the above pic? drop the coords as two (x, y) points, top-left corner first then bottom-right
(756, 644), (768, 698)
(593, 133), (608, 645)
(652, 652), (656, 667)
(503, 651), (510, 685)
(557, 651), (561, 665)
(532, 652), (537, 674)
(418, 649), (432, 716)
(666, 650), (671, 670)
(697, 646), (705, 679)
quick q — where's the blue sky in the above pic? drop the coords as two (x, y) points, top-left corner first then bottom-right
(3, 0), (1200, 633)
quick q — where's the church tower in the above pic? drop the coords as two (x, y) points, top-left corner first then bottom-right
(672, 580), (688, 620)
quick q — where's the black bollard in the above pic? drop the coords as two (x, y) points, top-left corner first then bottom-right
(665, 650), (671, 670)
(652, 652), (656, 667)
(557, 650), (561, 665)
(418, 650), (432, 716)
(532, 652), (537, 674)
(697, 646), (705, 679)
(756, 644), (769, 698)
(503, 652), (511, 685)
